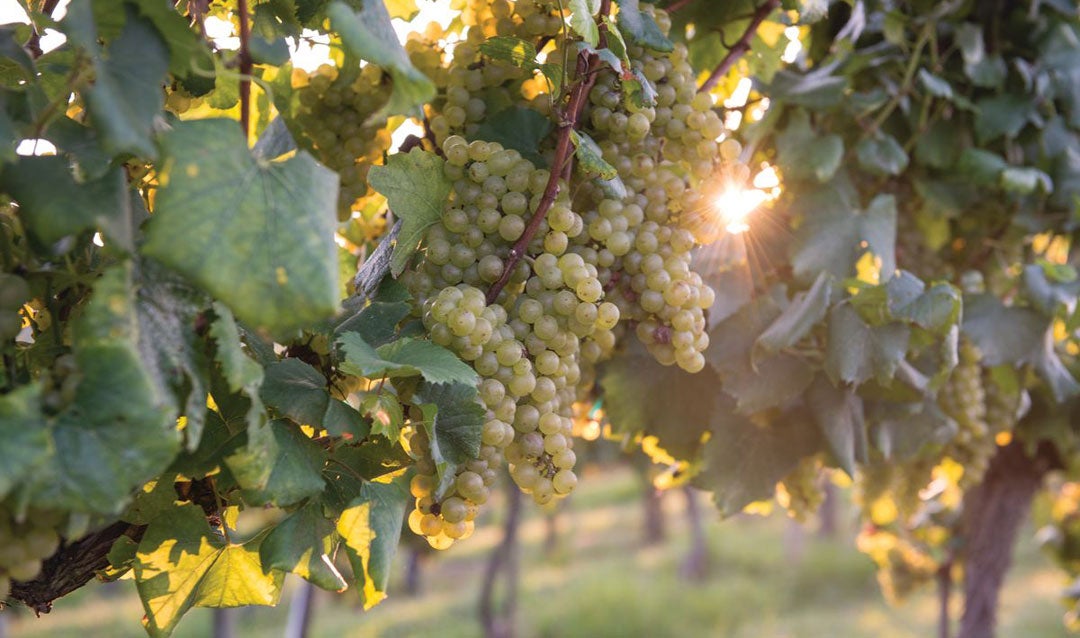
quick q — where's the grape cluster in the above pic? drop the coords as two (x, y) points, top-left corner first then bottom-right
(0, 507), (63, 601)
(40, 353), (79, 415)
(777, 457), (824, 522)
(0, 273), (28, 342)
(426, 0), (562, 146)
(855, 528), (941, 604)
(567, 12), (723, 372)
(939, 338), (996, 487)
(292, 65), (392, 221)
(397, 3), (728, 545)
(406, 424), (482, 550)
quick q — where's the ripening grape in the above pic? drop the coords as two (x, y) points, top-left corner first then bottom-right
(0, 505), (64, 588)
(939, 338), (995, 487)
(291, 64), (393, 221)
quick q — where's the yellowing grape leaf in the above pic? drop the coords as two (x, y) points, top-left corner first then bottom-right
(134, 504), (283, 638)
(337, 479), (409, 609)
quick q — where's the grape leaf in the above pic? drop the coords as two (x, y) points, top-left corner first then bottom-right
(131, 0), (215, 84)
(0, 156), (126, 247)
(775, 110), (844, 182)
(601, 340), (719, 460)
(961, 293), (1047, 366)
(338, 478), (409, 609)
(805, 377), (867, 476)
(568, 0), (600, 46)
(28, 264), (180, 514)
(141, 118), (340, 337)
(790, 181), (896, 285)
(474, 107), (553, 167)
(134, 260), (210, 451)
(414, 382), (485, 467)
(135, 504), (283, 638)
(326, 0), (435, 120)
(869, 399), (956, 460)
(479, 36), (539, 67)
(855, 133), (909, 176)
(228, 419), (328, 507)
(209, 302), (265, 393)
(321, 437), (413, 514)
(368, 150), (451, 277)
(0, 384), (50, 501)
(615, 0), (674, 52)
(824, 302), (910, 386)
(260, 359), (368, 439)
(337, 334), (478, 387)
(974, 93), (1033, 143)
(65, 3), (168, 158)
(570, 130), (618, 180)
(708, 297), (815, 414)
(694, 401), (823, 517)
(260, 501), (347, 592)
(754, 272), (832, 356)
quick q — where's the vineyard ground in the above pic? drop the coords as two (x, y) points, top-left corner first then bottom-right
(4, 465), (1069, 638)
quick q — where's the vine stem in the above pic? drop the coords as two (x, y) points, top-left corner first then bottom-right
(868, 24), (931, 133)
(485, 50), (598, 305)
(25, 0), (61, 59)
(697, 0), (780, 94)
(236, 0), (253, 142)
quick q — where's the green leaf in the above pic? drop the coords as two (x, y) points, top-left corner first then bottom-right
(956, 148), (1008, 185)
(69, 4), (169, 158)
(570, 130), (617, 180)
(368, 149), (451, 277)
(601, 340), (719, 460)
(775, 110), (844, 182)
(962, 293), (1046, 366)
(0, 384), (50, 501)
(414, 382), (485, 468)
(0, 156), (126, 247)
(1034, 327), (1080, 403)
(694, 401), (823, 517)
(142, 118), (340, 337)
(567, 0), (600, 47)
(28, 264), (180, 514)
(260, 501), (347, 591)
(1000, 166), (1053, 194)
(43, 116), (113, 180)
(338, 334), (478, 387)
(134, 260), (211, 451)
(261, 359), (331, 427)
(824, 302), (910, 386)
(870, 399), (955, 460)
(228, 419), (327, 507)
(790, 182), (897, 284)
(891, 281), (962, 335)
(336, 296), (411, 347)
(479, 36), (539, 67)
(974, 94), (1033, 144)
(474, 107), (553, 167)
(326, 0), (435, 120)
(855, 133), (909, 176)
(135, 504), (283, 638)
(321, 437), (412, 513)
(917, 69), (953, 100)
(806, 377), (866, 476)
(766, 68), (848, 109)
(261, 359), (368, 439)
(338, 478), (409, 609)
(131, 0), (215, 83)
(615, 0), (674, 52)
(360, 391), (405, 441)
(209, 302), (265, 393)
(914, 119), (964, 170)
(755, 272), (832, 355)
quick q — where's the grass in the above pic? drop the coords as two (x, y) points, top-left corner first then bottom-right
(4, 464), (1074, 638)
